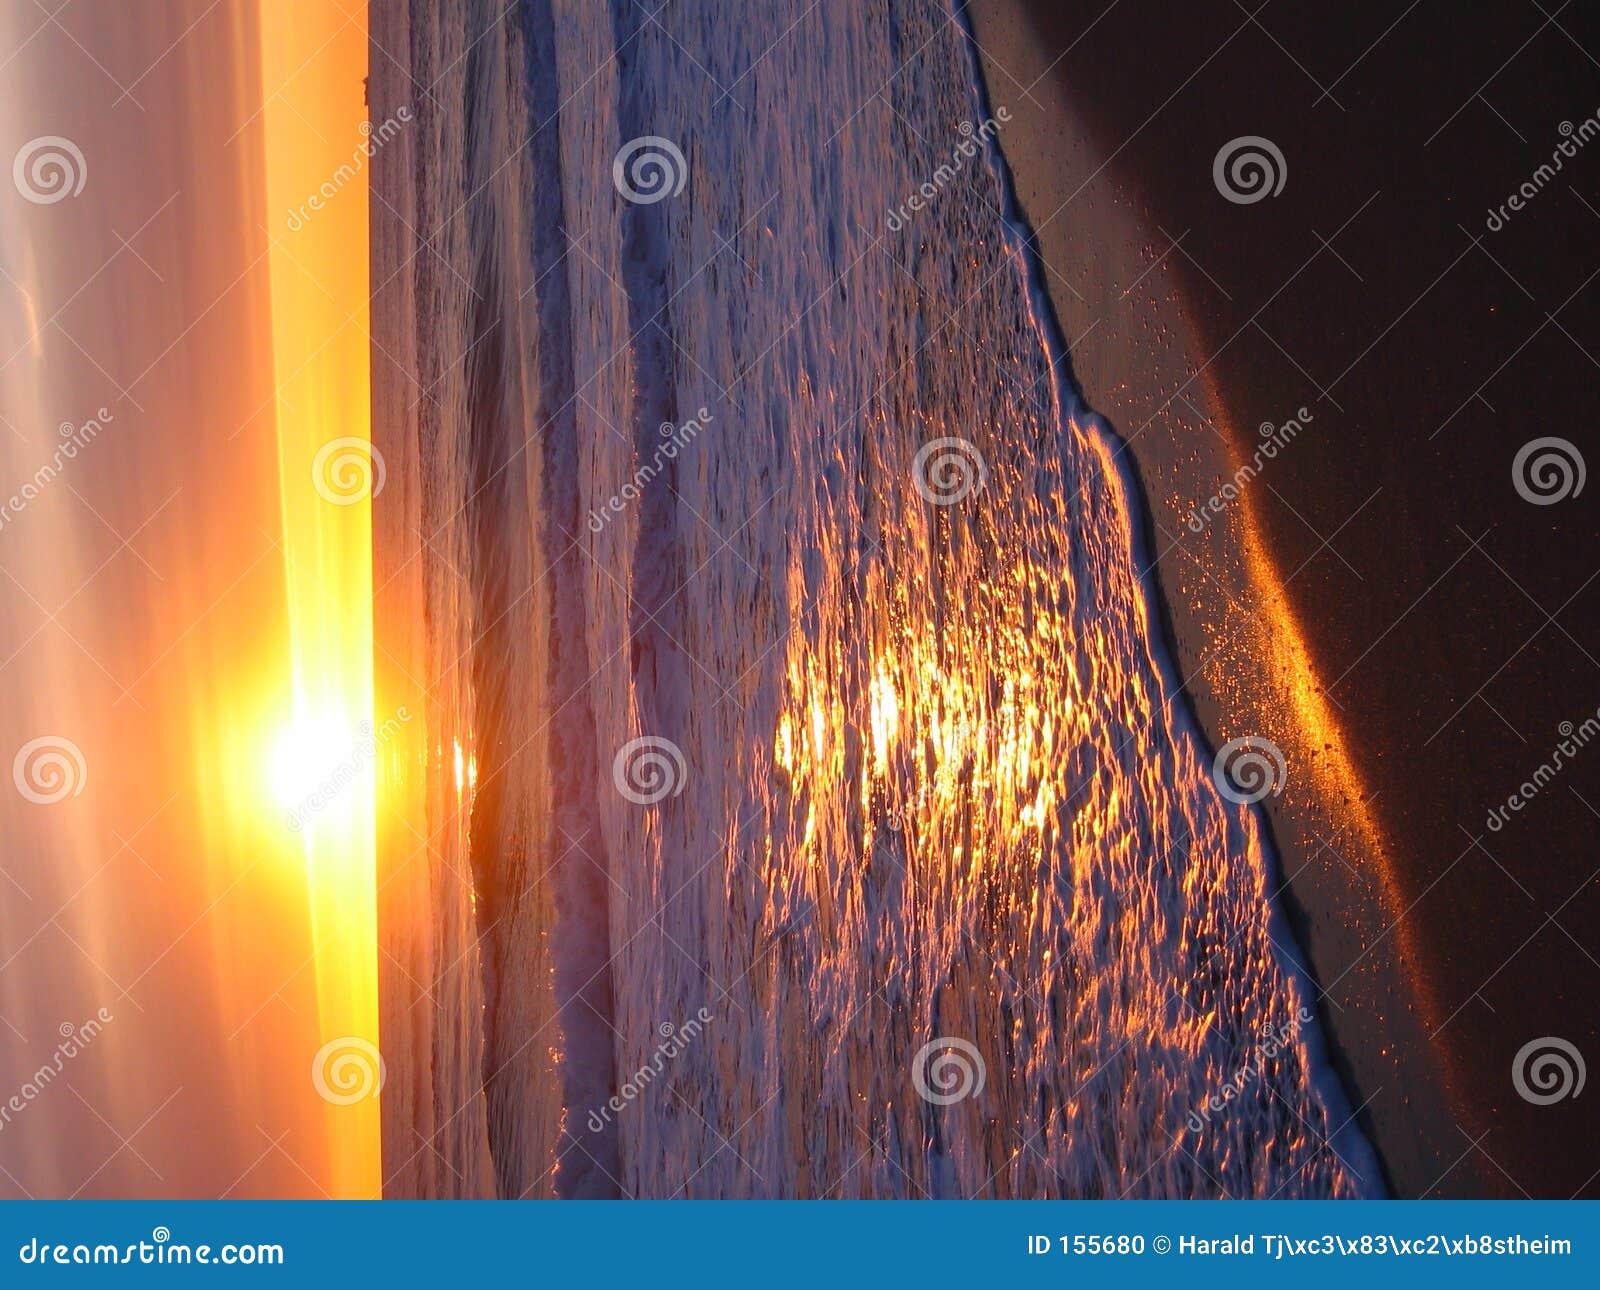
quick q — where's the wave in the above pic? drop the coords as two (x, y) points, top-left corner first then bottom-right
(371, 0), (1381, 1200)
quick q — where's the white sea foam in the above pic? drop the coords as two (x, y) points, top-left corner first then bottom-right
(378, 0), (1380, 1200)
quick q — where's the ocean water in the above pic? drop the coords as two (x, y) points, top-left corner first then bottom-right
(369, 0), (1381, 1200)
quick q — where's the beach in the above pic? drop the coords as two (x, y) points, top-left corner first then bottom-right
(0, 0), (1593, 1209)
(368, 0), (1393, 1198)
(967, 0), (1600, 1197)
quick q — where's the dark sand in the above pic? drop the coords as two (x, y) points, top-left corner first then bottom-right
(968, 0), (1600, 1197)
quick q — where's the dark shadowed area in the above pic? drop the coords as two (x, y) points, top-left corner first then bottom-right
(979, 0), (1600, 1196)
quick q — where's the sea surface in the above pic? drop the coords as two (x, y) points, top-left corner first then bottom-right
(368, 0), (1380, 1200)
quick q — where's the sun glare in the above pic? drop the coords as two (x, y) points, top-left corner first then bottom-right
(259, 2), (380, 1198)
(268, 715), (364, 821)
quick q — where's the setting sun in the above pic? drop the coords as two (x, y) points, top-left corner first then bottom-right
(259, 0), (380, 1198)
(268, 714), (367, 825)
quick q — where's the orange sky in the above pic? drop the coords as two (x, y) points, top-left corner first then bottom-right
(0, 0), (376, 1198)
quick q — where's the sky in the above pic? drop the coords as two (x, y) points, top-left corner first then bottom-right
(0, 0), (374, 1199)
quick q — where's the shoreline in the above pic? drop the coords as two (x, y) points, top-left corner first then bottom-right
(963, 0), (1467, 1195)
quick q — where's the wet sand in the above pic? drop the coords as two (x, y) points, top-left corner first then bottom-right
(967, 0), (1600, 1197)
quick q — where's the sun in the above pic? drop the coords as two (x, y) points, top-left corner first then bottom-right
(267, 713), (365, 824)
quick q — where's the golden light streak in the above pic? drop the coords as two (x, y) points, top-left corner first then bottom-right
(1195, 369), (1447, 1047)
(258, 3), (381, 1198)
(1227, 481), (1471, 1118)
